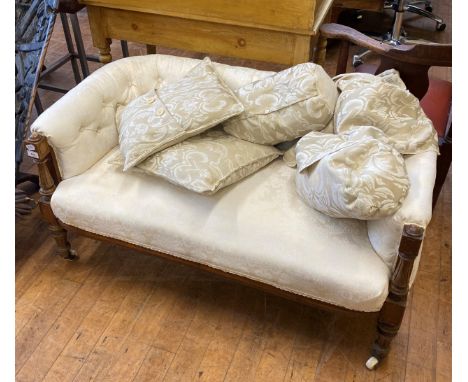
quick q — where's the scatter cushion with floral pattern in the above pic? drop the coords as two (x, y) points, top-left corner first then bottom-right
(118, 57), (244, 170)
(110, 129), (281, 195)
(223, 62), (338, 145)
(295, 126), (410, 220)
(333, 70), (439, 155)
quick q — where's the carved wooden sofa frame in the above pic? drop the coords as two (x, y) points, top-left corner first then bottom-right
(24, 23), (451, 370)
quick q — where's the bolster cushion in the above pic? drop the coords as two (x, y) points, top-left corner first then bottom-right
(295, 127), (410, 220)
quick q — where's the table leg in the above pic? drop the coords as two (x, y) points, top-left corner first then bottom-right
(146, 45), (157, 54)
(87, 6), (112, 63)
(315, 33), (328, 66)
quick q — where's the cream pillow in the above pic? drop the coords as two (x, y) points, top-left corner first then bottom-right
(223, 62), (338, 145)
(296, 127), (410, 220)
(119, 57), (244, 170)
(333, 70), (439, 155)
(110, 129), (280, 195)
(282, 145), (297, 168)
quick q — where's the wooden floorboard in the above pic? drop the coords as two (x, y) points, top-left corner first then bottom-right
(16, 1), (451, 380)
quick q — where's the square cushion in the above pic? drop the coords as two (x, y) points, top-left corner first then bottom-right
(223, 63), (338, 145)
(296, 127), (409, 220)
(333, 70), (439, 155)
(110, 129), (280, 195)
(119, 57), (244, 170)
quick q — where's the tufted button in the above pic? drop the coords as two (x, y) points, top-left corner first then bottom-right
(156, 107), (165, 116)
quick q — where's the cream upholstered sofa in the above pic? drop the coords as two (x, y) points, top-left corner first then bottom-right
(27, 54), (436, 369)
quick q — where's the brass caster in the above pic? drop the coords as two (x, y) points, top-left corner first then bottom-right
(63, 250), (79, 261)
(366, 356), (379, 370)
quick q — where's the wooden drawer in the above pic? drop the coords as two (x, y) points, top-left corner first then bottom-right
(81, 0), (318, 32)
(104, 8), (312, 65)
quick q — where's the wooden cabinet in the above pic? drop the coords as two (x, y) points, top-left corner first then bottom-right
(80, 0), (334, 66)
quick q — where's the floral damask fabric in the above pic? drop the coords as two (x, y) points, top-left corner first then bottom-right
(282, 145), (297, 168)
(118, 57), (244, 170)
(223, 63), (338, 145)
(333, 70), (438, 155)
(333, 69), (407, 93)
(296, 127), (410, 220)
(110, 129), (280, 195)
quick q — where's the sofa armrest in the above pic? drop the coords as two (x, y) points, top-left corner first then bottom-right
(31, 77), (118, 180)
(30, 58), (161, 179)
(367, 151), (437, 270)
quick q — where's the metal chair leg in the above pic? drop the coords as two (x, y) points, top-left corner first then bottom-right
(352, 49), (372, 67)
(408, 1), (432, 11)
(60, 13), (81, 84)
(34, 94), (44, 115)
(120, 40), (130, 57)
(405, 4), (446, 30)
(69, 13), (90, 78)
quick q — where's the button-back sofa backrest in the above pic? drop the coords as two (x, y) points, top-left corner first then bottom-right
(31, 54), (277, 179)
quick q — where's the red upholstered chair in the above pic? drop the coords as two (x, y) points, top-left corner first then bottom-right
(420, 78), (452, 208)
(319, 23), (452, 208)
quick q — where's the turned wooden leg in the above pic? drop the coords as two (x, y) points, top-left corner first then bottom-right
(146, 44), (157, 55)
(314, 8), (332, 66)
(367, 224), (424, 370)
(49, 224), (78, 260)
(25, 134), (78, 261)
(87, 6), (112, 64)
(315, 33), (328, 67)
(97, 38), (112, 64)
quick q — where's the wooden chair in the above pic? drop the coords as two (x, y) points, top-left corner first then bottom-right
(319, 23), (452, 208)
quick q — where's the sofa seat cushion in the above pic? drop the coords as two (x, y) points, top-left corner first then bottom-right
(51, 148), (390, 312)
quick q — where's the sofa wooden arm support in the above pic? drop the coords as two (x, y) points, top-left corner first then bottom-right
(371, 224), (424, 366)
(24, 134), (77, 260)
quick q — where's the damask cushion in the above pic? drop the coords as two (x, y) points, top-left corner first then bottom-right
(118, 57), (244, 170)
(296, 127), (410, 220)
(333, 70), (439, 155)
(282, 145), (297, 168)
(110, 129), (280, 195)
(223, 63), (338, 145)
